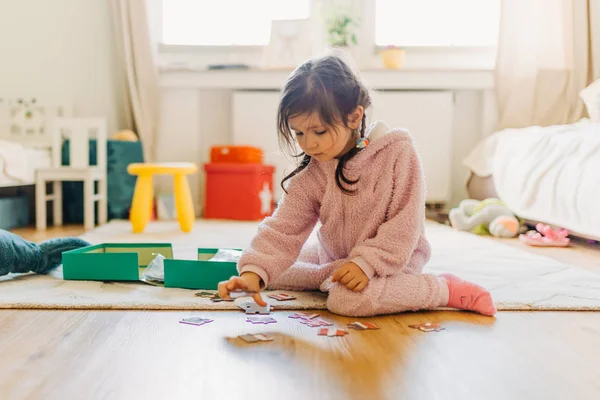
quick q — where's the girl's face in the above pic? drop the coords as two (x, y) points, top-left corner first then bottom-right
(289, 107), (364, 162)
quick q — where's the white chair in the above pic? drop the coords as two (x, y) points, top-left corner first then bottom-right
(35, 117), (108, 231)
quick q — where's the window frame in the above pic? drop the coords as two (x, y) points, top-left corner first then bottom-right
(155, 0), (499, 71)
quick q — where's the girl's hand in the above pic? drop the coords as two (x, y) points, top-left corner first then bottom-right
(332, 262), (369, 292)
(218, 272), (267, 306)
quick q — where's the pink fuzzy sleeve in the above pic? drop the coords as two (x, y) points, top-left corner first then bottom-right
(348, 138), (427, 277)
(237, 166), (321, 287)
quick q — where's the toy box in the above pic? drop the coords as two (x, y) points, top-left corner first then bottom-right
(210, 146), (263, 164)
(204, 163), (275, 220)
(164, 248), (239, 290)
(62, 244), (239, 290)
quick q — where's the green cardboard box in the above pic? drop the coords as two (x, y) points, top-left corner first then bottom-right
(62, 244), (239, 290)
(62, 243), (174, 281)
(164, 248), (239, 290)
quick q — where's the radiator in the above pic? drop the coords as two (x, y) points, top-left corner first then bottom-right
(232, 90), (454, 204)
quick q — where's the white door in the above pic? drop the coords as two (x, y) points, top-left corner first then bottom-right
(369, 91), (454, 203)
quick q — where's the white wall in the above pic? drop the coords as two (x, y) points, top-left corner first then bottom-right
(592, 0), (600, 81)
(158, 87), (486, 215)
(0, 0), (127, 134)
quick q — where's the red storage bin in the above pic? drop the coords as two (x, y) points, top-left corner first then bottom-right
(210, 146), (263, 164)
(204, 163), (275, 220)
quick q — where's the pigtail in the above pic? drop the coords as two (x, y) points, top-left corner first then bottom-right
(281, 153), (311, 193)
(335, 113), (367, 194)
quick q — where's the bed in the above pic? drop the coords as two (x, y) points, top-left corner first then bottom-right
(0, 97), (71, 188)
(0, 145), (53, 188)
(463, 119), (600, 240)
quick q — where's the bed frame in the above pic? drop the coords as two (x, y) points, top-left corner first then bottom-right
(0, 97), (72, 188)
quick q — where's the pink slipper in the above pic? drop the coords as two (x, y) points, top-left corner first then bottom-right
(536, 223), (569, 241)
(519, 223), (570, 247)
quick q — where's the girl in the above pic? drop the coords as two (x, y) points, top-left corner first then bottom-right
(218, 55), (496, 317)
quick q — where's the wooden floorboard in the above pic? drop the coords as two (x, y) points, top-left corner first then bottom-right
(2, 222), (600, 399)
(0, 310), (599, 400)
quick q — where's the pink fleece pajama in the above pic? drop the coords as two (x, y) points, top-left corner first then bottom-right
(238, 122), (496, 317)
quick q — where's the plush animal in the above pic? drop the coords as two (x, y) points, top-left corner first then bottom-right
(0, 229), (90, 277)
(449, 198), (521, 238)
(111, 129), (139, 141)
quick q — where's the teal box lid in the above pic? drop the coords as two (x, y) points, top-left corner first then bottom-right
(163, 248), (240, 290)
(62, 243), (174, 281)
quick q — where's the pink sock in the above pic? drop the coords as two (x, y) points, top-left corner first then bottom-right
(441, 274), (497, 316)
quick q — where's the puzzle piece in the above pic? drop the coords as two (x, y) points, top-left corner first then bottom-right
(300, 318), (333, 327)
(318, 327), (349, 337)
(210, 297), (234, 303)
(267, 293), (297, 301)
(246, 315), (277, 324)
(179, 317), (214, 326)
(288, 312), (319, 320)
(194, 291), (234, 302)
(348, 321), (380, 330)
(238, 333), (274, 343)
(408, 322), (445, 332)
(194, 291), (217, 298)
(238, 334), (259, 343)
(253, 334), (274, 342)
(238, 301), (271, 314)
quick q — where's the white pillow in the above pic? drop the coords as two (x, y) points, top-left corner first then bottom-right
(580, 79), (600, 123)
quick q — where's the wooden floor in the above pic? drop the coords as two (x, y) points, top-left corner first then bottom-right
(2, 224), (600, 400)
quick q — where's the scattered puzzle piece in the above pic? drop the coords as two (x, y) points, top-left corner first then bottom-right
(238, 334), (259, 343)
(300, 318), (333, 327)
(195, 291), (234, 302)
(318, 327), (349, 337)
(267, 293), (297, 301)
(179, 317), (214, 326)
(409, 322), (445, 332)
(246, 315), (277, 324)
(289, 312), (319, 320)
(238, 333), (274, 343)
(253, 334), (274, 342)
(210, 297), (234, 303)
(239, 301), (271, 314)
(348, 321), (380, 330)
(194, 291), (216, 298)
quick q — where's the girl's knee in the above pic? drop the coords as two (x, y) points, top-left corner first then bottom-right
(326, 284), (376, 317)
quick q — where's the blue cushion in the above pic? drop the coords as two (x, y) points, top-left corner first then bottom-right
(61, 140), (144, 223)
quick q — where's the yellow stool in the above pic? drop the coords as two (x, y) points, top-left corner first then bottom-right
(127, 162), (198, 233)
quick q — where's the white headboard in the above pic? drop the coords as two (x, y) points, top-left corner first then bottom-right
(0, 97), (72, 148)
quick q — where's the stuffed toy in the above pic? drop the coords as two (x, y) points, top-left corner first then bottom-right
(111, 129), (139, 141)
(449, 198), (521, 238)
(0, 229), (90, 277)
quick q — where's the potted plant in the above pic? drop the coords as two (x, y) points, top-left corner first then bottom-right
(380, 45), (406, 69)
(325, 11), (358, 48)
(322, 8), (359, 60)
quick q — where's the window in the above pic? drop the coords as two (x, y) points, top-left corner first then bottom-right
(375, 0), (501, 47)
(161, 0), (311, 46)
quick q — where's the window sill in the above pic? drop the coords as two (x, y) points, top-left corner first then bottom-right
(158, 67), (495, 90)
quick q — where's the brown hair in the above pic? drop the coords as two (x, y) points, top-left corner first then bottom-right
(277, 55), (372, 194)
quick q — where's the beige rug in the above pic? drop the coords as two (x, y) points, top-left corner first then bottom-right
(1, 219), (600, 311)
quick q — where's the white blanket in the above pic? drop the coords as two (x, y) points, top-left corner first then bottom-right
(463, 120), (600, 239)
(0, 139), (30, 183)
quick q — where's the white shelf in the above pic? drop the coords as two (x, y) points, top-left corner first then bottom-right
(159, 68), (494, 91)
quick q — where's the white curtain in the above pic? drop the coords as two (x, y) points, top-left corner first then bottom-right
(494, 0), (595, 130)
(110, 0), (159, 162)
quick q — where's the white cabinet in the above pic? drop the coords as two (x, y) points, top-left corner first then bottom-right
(232, 91), (297, 201)
(369, 91), (454, 203)
(232, 90), (454, 204)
